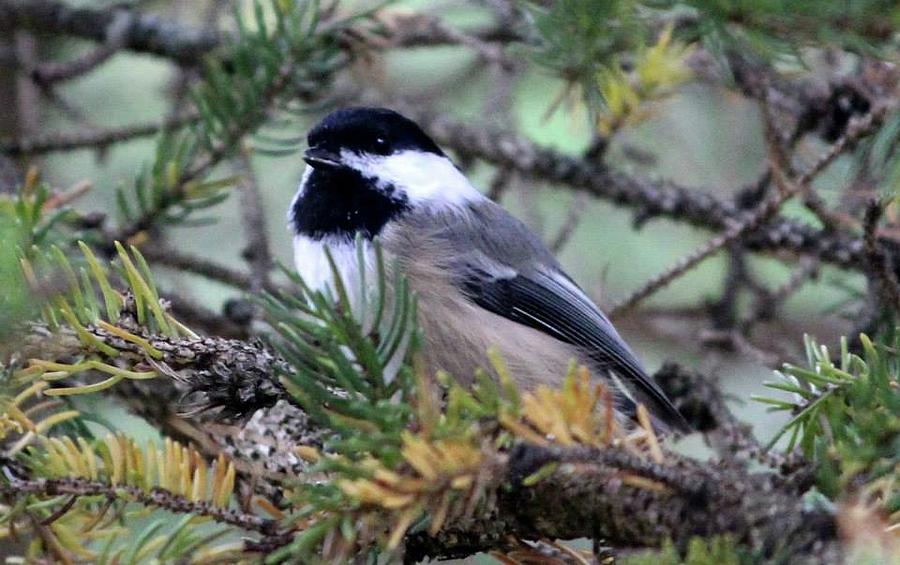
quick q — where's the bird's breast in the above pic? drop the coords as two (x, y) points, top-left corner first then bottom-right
(292, 235), (374, 312)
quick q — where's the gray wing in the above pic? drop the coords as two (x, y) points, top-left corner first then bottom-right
(419, 202), (689, 431)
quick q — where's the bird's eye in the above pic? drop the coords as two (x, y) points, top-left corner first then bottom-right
(375, 137), (386, 146)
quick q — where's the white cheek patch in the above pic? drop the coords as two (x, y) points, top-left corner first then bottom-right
(341, 150), (484, 207)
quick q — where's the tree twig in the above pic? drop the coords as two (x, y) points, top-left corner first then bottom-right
(408, 109), (879, 272)
(0, 113), (198, 156)
(610, 105), (892, 315)
(0, 0), (516, 67)
(21, 322), (835, 563)
(1, 477), (281, 535)
(0, 0), (223, 65)
(550, 190), (589, 254)
(236, 145), (272, 294)
(140, 245), (280, 295)
(742, 256), (819, 329)
(862, 199), (900, 313)
(31, 9), (132, 85)
(404, 443), (838, 563)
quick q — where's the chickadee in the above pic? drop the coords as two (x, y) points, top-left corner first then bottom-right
(289, 107), (688, 432)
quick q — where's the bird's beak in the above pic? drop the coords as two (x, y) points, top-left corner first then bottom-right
(304, 146), (344, 170)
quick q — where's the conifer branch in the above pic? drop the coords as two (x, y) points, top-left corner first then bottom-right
(0, 477), (279, 535)
(21, 322), (840, 562)
(0, 113), (199, 156)
(29, 10), (133, 85)
(609, 103), (892, 314)
(404, 443), (840, 563)
(6, 0), (900, 285)
(862, 199), (900, 314)
(0, 0), (223, 65)
(409, 109), (875, 271)
(4, 2), (899, 562)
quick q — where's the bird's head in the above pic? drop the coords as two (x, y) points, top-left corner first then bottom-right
(304, 107), (445, 170)
(293, 108), (481, 237)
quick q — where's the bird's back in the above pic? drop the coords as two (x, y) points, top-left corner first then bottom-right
(380, 205), (587, 390)
(381, 200), (688, 432)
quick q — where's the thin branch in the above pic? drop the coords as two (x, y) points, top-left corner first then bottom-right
(236, 146), (272, 294)
(0, 0), (516, 66)
(39, 494), (77, 525)
(164, 293), (248, 339)
(610, 105), (892, 316)
(0, 112), (198, 156)
(1, 476), (280, 535)
(863, 199), (900, 313)
(486, 165), (514, 202)
(164, 0), (228, 120)
(140, 245), (279, 294)
(31, 10), (132, 85)
(742, 256), (819, 328)
(610, 192), (793, 316)
(381, 13), (514, 69)
(707, 245), (748, 330)
(549, 190), (589, 254)
(0, 0), (223, 65)
(12, 30), (39, 139)
(404, 443), (838, 563)
(409, 109), (870, 271)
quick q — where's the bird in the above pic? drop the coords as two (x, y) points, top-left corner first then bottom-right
(288, 106), (689, 432)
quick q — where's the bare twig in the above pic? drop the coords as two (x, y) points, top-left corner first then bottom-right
(165, 0), (229, 120)
(140, 245), (279, 294)
(409, 110), (873, 271)
(0, 112), (199, 156)
(382, 13), (513, 69)
(487, 165), (514, 202)
(236, 146), (272, 294)
(0, 0), (223, 65)
(164, 294), (248, 339)
(863, 199), (900, 313)
(0, 0), (516, 67)
(33, 80), (97, 130)
(38, 494), (77, 525)
(13, 30), (38, 138)
(2, 477), (280, 536)
(610, 193), (793, 316)
(707, 245), (748, 330)
(31, 10), (132, 85)
(549, 190), (589, 254)
(610, 106), (892, 316)
(377, 12), (517, 64)
(760, 87), (856, 232)
(742, 257), (819, 328)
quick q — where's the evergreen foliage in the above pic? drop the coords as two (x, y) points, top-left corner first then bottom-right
(0, 0), (898, 562)
(757, 334), (899, 521)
